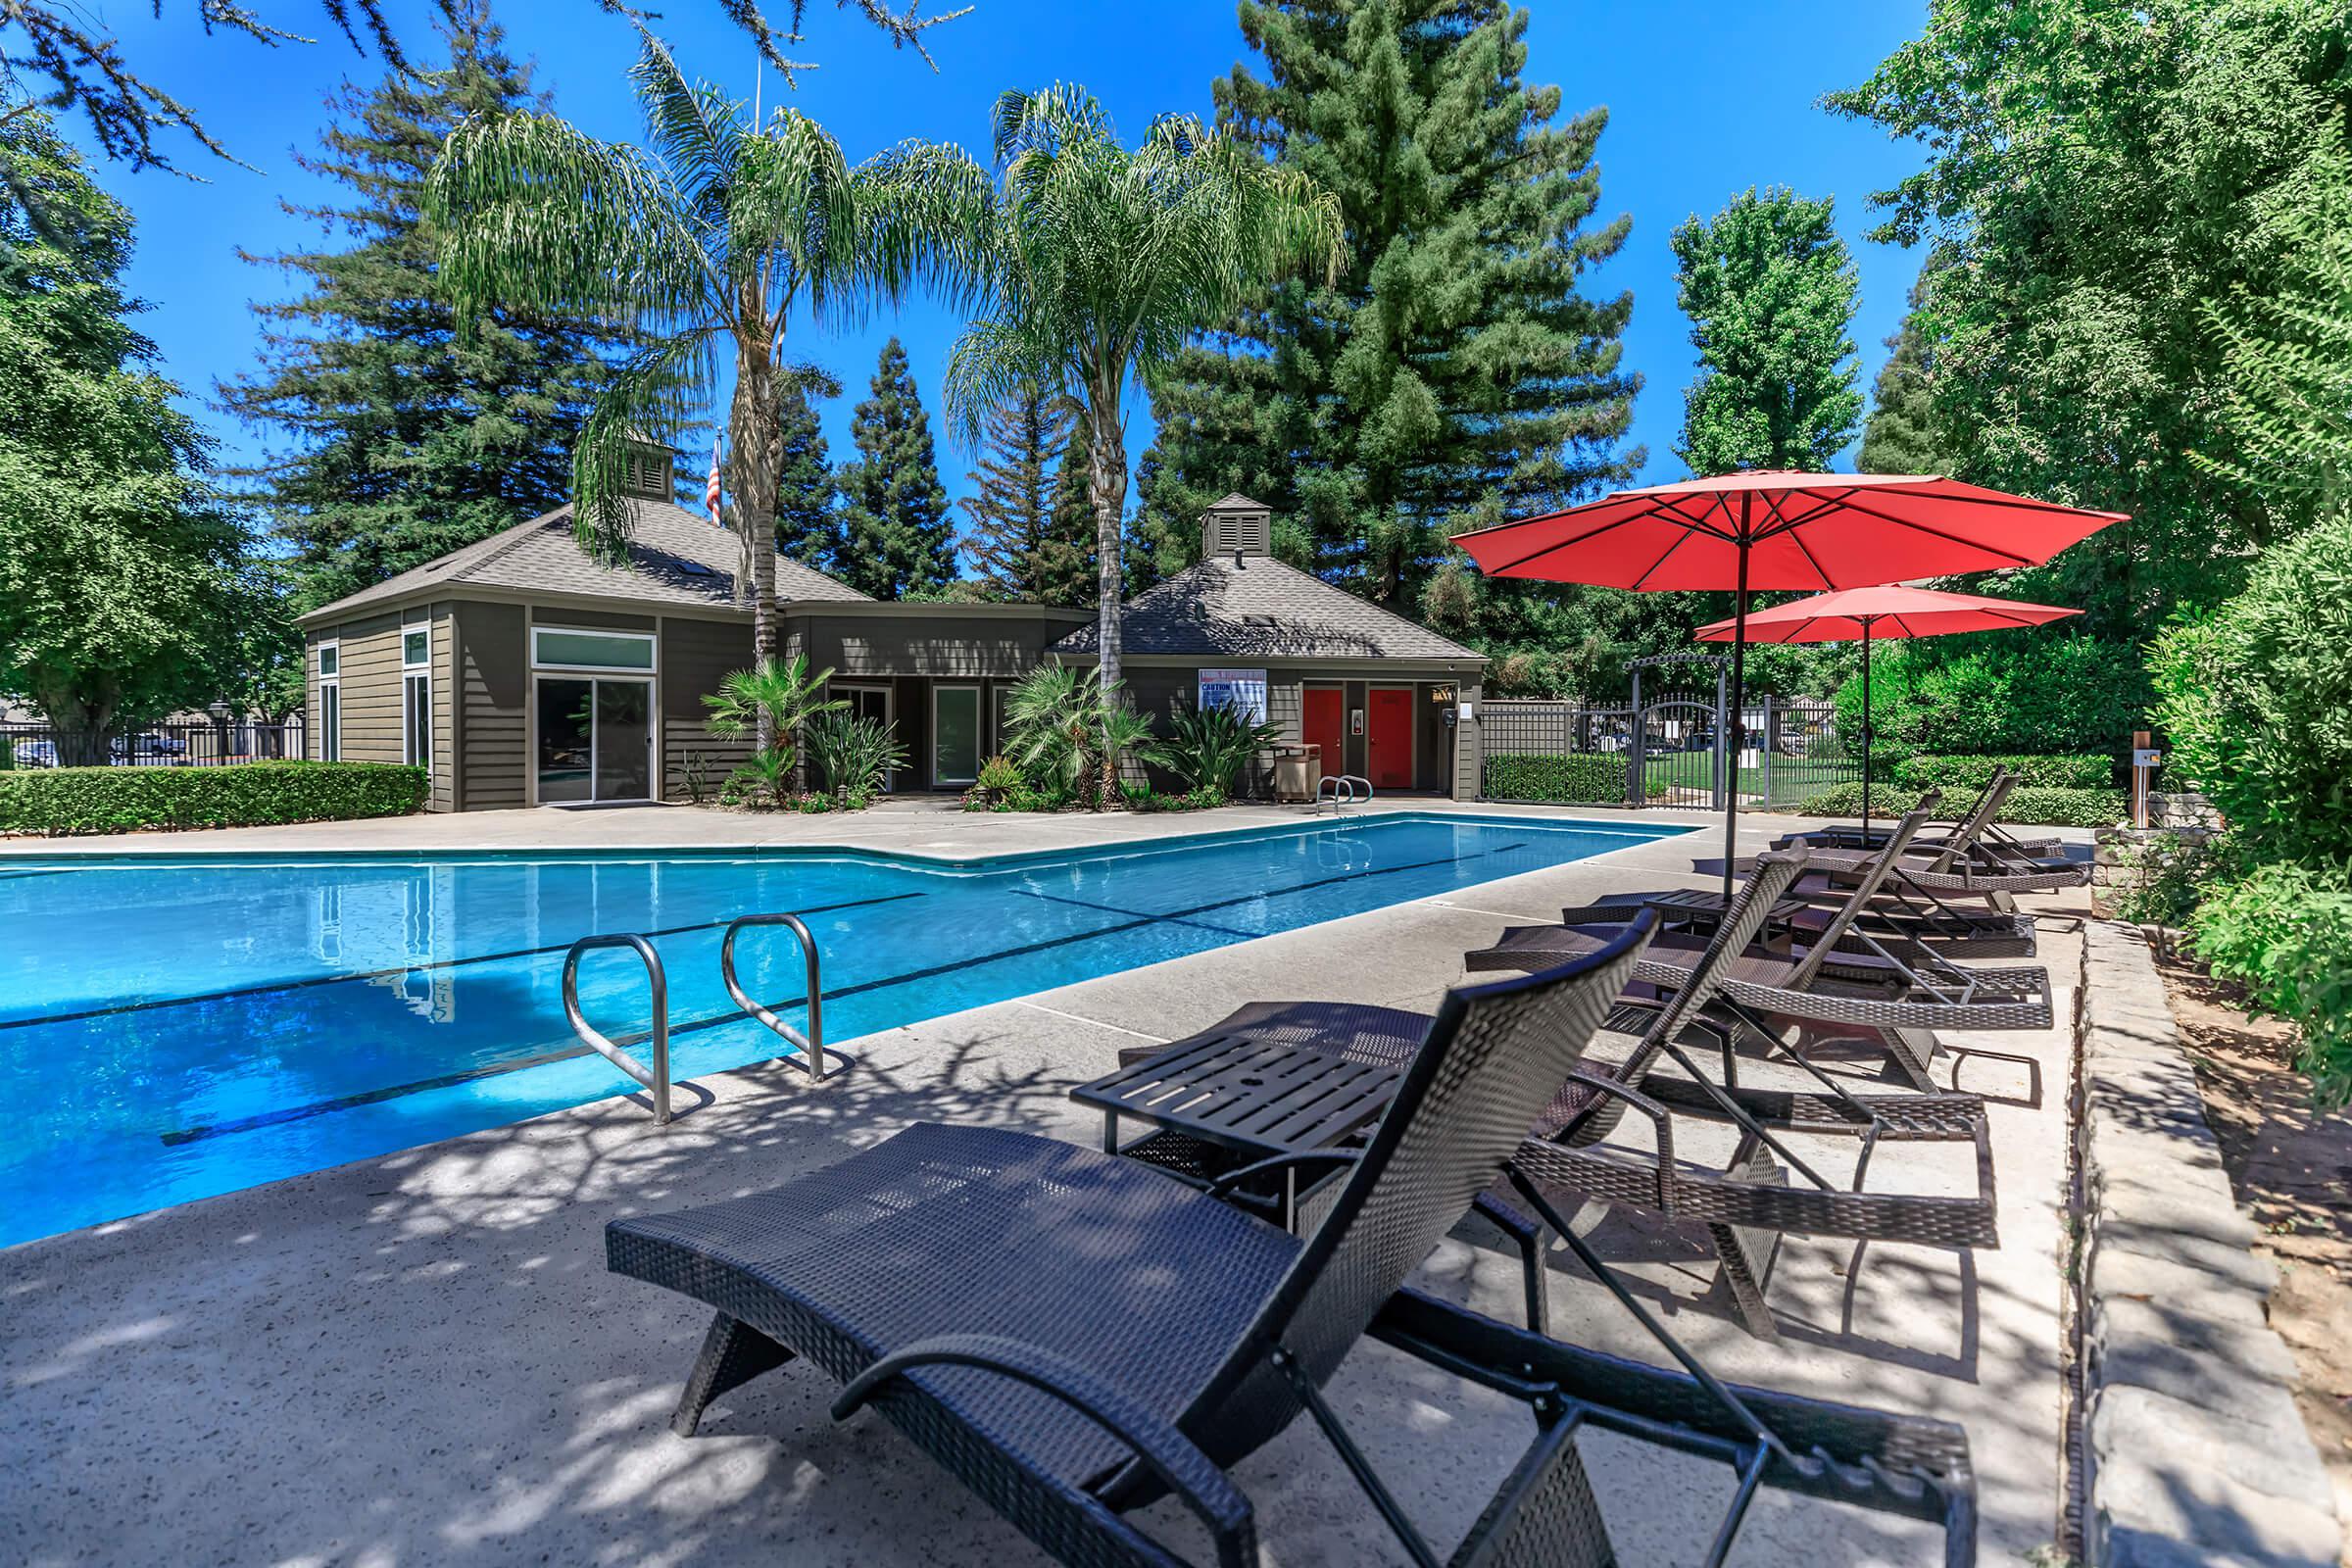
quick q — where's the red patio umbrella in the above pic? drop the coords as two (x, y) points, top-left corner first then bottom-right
(1454, 470), (2123, 898)
(1693, 583), (2082, 839)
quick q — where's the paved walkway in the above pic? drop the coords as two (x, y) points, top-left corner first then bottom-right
(0, 804), (2091, 1566)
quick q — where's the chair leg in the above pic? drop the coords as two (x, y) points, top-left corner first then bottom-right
(1475, 1192), (1552, 1333)
(1708, 1141), (1786, 1340)
(1881, 1026), (1941, 1092)
(672, 1311), (795, 1437)
(1459, 1410), (1617, 1568)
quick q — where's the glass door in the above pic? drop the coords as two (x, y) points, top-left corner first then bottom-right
(536, 677), (654, 804)
(932, 685), (980, 788)
(593, 680), (652, 800)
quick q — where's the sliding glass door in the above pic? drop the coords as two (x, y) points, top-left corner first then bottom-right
(932, 685), (981, 787)
(536, 676), (653, 804)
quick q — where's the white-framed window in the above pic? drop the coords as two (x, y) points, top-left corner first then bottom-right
(932, 684), (982, 787)
(317, 639), (341, 761)
(402, 622), (432, 775)
(531, 626), (656, 672)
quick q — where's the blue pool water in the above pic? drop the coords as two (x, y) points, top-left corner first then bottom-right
(0, 811), (1685, 1248)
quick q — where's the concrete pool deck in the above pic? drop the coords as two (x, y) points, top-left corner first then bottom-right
(1, 804), (2093, 1566)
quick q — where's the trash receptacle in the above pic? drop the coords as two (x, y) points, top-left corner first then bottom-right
(1274, 744), (1321, 804)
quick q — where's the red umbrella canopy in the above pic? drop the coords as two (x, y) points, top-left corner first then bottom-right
(1692, 584), (2082, 644)
(1454, 470), (2124, 590)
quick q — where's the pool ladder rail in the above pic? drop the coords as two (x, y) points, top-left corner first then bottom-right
(561, 911), (850, 1127)
(1315, 773), (1375, 813)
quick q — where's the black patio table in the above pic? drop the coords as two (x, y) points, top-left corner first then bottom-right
(1070, 1029), (1404, 1232)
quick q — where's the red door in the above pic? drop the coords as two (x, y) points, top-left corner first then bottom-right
(1366, 688), (1413, 790)
(1302, 687), (1345, 781)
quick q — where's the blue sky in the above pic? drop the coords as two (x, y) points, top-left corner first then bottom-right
(80, 0), (1930, 527)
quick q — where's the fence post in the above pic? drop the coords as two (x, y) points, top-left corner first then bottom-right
(1758, 694), (1773, 809)
(1627, 665), (1644, 808)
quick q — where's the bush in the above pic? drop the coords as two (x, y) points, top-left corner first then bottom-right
(0, 761), (427, 835)
(1150, 703), (1281, 795)
(1794, 780), (2125, 828)
(2103, 829), (2225, 929)
(2150, 511), (2352, 867)
(1483, 753), (1629, 804)
(2192, 861), (2352, 1104)
(1837, 635), (2146, 758)
(1124, 784), (1229, 812)
(1890, 753), (2113, 791)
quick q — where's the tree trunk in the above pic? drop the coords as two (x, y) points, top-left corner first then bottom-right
(1086, 380), (1128, 808)
(31, 682), (116, 768)
(731, 322), (783, 755)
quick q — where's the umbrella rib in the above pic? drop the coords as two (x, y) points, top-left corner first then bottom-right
(1797, 493), (2044, 566)
(1482, 512), (1648, 576)
(1631, 526), (1698, 591)
(1787, 527), (1838, 590)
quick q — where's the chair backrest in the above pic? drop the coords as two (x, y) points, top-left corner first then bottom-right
(1179, 915), (1654, 1467)
(1786, 794), (1939, 988)
(1615, 850), (1807, 1084)
(1921, 772), (2013, 872)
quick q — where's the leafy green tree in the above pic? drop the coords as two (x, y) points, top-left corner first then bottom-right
(772, 364), (846, 572)
(1670, 186), (1863, 475)
(962, 380), (1091, 604)
(218, 1), (629, 610)
(935, 84), (1345, 796)
(2194, 129), (2352, 527)
(429, 32), (981, 748)
(0, 109), (265, 762)
(1858, 267), (1950, 475)
(1828, 0), (2351, 633)
(836, 336), (956, 598)
(1146, 0), (1640, 608)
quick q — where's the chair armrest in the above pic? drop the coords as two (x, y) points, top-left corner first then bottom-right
(832, 1332), (1257, 1568)
(1204, 1148), (1362, 1200)
(1554, 1068), (1674, 1167)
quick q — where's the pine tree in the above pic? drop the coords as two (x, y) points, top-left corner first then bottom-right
(835, 336), (957, 599)
(1671, 186), (1863, 475)
(1145, 0), (1639, 606)
(214, 0), (628, 608)
(1858, 270), (1948, 474)
(961, 382), (1092, 604)
(772, 364), (845, 572)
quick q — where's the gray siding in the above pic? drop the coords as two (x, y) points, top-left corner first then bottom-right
(428, 604), (457, 812)
(312, 612), (403, 763)
(456, 602), (528, 809)
(661, 616), (757, 801)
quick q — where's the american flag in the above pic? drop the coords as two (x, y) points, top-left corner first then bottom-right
(705, 436), (723, 526)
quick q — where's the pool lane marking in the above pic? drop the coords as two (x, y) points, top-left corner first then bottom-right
(16, 890), (926, 1034)
(1008, 887), (1262, 941)
(157, 838), (1540, 1146)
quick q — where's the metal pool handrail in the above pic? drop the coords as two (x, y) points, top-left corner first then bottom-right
(1317, 773), (1375, 813)
(562, 933), (671, 1125)
(720, 912), (852, 1084)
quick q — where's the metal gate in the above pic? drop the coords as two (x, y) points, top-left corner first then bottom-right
(1627, 654), (1727, 810)
(1479, 653), (1731, 808)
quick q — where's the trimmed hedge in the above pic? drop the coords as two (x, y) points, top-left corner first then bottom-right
(1889, 752), (2113, 791)
(1795, 780), (2125, 829)
(0, 761), (428, 835)
(2192, 861), (2352, 1105)
(1484, 752), (1637, 804)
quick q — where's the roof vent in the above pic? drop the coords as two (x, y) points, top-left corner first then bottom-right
(1200, 494), (1272, 562)
(621, 437), (675, 503)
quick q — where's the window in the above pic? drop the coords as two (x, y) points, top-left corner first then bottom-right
(531, 626), (656, 671)
(402, 623), (432, 775)
(317, 640), (341, 761)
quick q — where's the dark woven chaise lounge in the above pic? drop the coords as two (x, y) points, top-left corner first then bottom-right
(1749, 775), (2090, 906)
(1108, 850), (1996, 1340)
(609, 920), (1978, 1566)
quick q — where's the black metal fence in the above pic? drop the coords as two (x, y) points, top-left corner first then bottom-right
(1, 718), (308, 770)
(1478, 690), (1854, 810)
(1739, 696), (1858, 809)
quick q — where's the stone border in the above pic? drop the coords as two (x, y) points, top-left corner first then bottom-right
(2078, 919), (2341, 1566)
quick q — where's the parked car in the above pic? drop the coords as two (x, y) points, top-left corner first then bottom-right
(10, 739), (58, 768)
(110, 733), (188, 763)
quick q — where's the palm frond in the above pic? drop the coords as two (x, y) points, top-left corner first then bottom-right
(572, 331), (720, 561)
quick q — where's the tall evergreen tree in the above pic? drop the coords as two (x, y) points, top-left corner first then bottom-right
(1858, 268), (1949, 475)
(1670, 185), (1863, 475)
(217, 1), (630, 608)
(772, 364), (846, 573)
(1145, 0), (1639, 607)
(836, 336), (956, 599)
(962, 382), (1091, 604)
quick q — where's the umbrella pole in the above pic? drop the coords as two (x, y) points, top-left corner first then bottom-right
(1860, 623), (1873, 843)
(1722, 546), (1749, 906)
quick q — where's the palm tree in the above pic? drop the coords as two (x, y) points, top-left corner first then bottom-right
(426, 30), (985, 747)
(935, 87), (1344, 794)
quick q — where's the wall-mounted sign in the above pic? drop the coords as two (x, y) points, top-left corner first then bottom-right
(1428, 685), (1456, 705)
(2132, 748), (2162, 770)
(1198, 667), (1269, 724)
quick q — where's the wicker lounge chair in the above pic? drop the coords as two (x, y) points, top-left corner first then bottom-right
(1106, 850), (1996, 1339)
(1776, 769), (2064, 859)
(610, 923), (1978, 1565)
(1752, 775), (2090, 905)
(1469, 827), (2053, 1092)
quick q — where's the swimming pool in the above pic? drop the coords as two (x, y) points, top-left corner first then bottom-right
(0, 811), (1687, 1247)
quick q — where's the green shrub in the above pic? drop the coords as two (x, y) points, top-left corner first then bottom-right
(2192, 861), (2352, 1104)
(975, 756), (1024, 794)
(2150, 511), (2352, 867)
(1150, 703), (1281, 795)
(1836, 635), (2146, 757)
(0, 761), (427, 835)
(1794, 780), (2124, 828)
(1483, 753), (1629, 804)
(2103, 830), (2225, 929)
(1891, 753), (2114, 791)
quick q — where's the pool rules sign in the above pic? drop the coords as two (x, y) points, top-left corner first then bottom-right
(1198, 668), (1269, 723)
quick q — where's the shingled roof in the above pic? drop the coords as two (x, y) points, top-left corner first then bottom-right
(1050, 556), (1481, 662)
(299, 499), (869, 623)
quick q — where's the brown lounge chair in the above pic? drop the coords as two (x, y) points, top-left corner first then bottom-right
(1752, 774), (2090, 907)
(1777, 768), (2065, 859)
(1105, 851), (1997, 1339)
(1472, 813), (2055, 1092)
